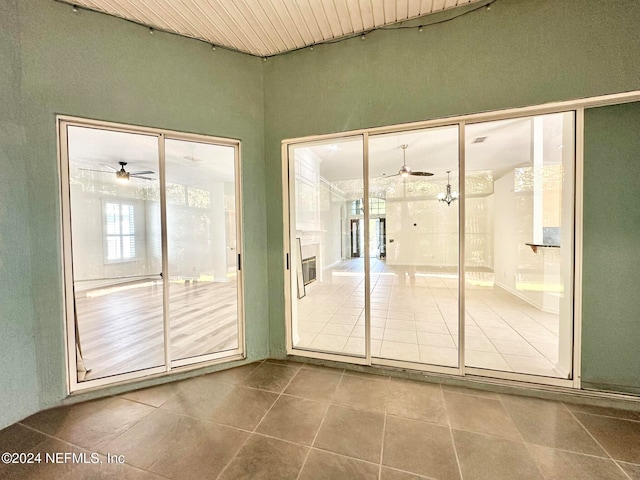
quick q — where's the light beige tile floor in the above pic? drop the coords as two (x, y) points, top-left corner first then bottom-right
(294, 258), (564, 377)
(3, 359), (639, 479)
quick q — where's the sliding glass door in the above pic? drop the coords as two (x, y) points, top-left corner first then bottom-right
(464, 112), (575, 378)
(66, 126), (165, 381)
(368, 126), (460, 367)
(165, 139), (240, 364)
(60, 118), (244, 390)
(285, 110), (576, 384)
(288, 136), (366, 359)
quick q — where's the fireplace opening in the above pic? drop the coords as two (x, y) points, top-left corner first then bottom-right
(302, 256), (317, 286)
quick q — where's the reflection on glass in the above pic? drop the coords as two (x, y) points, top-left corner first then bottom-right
(165, 139), (238, 361)
(369, 126), (460, 366)
(464, 112), (575, 378)
(67, 126), (163, 381)
(289, 137), (365, 357)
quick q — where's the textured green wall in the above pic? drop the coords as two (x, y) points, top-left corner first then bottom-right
(582, 102), (640, 394)
(0, 0), (267, 428)
(0, 0), (40, 427)
(263, 0), (640, 393)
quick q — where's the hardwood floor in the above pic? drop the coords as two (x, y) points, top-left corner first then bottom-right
(75, 280), (238, 381)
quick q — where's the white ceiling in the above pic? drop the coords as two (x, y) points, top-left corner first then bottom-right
(64, 0), (485, 57)
(67, 126), (236, 188)
(294, 112), (569, 184)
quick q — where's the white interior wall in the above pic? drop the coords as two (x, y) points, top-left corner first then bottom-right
(493, 170), (559, 312)
(385, 198), (458, 267)
(70, 185), (152, 291)
(465, 195), (494, 269)
(71, 181), (229, 291)
(166, 186), (228, 282)
(146, 198), (162, 276)
(493, 172), (518, 290)
(319, 181), (344, 268)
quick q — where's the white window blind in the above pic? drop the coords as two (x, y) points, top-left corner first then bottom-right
(105, 202), (135, 261)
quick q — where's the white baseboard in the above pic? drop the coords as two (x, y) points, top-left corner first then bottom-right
(494, 281), (559, 315)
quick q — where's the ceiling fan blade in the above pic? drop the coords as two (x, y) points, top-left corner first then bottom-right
(409, 171), (434, 177)
(79, 167), (110, 173)
(101, 164), (118, 172)
(131, 175), (155, 181)
(130, 170), (155, 175)
(380, 173), (400, 178)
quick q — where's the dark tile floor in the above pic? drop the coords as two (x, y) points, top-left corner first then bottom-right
(1, 359), (640, 479)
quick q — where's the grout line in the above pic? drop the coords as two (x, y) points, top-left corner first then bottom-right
(526, 443), (636, 463)
(251, 367), (302, 435)
(378, 376), (390, 480)
(449, 425), (465, 480)
(16, 422), (169, 480)
(215, 366), (303, 480)
(16, 422), (71, 445)
(213, 430), (252, 480)
(378, 465), (438, 480)
(522, 441), (552, 480)
(614, 462), (635, 480)
(295, 367), (345, 480)
(523, 440), (635, 480)
(567, 408), (628, 466)
(562, 405), (640, 423)
(497, 392), (528, 444)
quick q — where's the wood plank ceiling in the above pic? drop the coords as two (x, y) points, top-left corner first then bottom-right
(64, 0), (485, 57)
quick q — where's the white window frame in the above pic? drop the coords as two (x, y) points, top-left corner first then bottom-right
(103, 200), (136, 263)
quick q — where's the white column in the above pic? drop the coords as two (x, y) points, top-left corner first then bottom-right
(532, 117), (544, 245)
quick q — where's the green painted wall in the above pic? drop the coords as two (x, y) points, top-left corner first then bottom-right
(263, 0), (640, 394)
(0, 0), (267, 428)
(582, 102), (640, 394)
(0, 0), (40, 426)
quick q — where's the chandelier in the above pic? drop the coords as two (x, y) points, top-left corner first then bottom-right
(438, 171), (459, 206)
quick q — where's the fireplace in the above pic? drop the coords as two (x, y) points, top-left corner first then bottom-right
(301, 256), (317, 285)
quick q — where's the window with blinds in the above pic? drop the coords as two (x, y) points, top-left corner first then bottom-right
(104, 202), (136, 262)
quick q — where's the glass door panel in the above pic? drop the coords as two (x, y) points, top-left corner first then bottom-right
(289, 136), (366, 357)
(66, 125), (164, 381)
(464, 112), (575, 378)
(165, 139), (239, 362)
(369, 126), (460, 367)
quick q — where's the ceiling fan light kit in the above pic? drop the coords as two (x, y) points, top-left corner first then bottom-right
(116, 163), (130, 183)
(385, 144), (434, 178)
(79, 161), (155, 182)
(399, 164), (411, 177)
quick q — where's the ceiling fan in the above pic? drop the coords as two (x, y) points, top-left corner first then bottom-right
(383, 144), (433, 178)
(80, 162), (155, 182)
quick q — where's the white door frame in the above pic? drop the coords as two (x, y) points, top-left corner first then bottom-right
(282, 90), (640, 389)
(58, 115), (245, 393)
